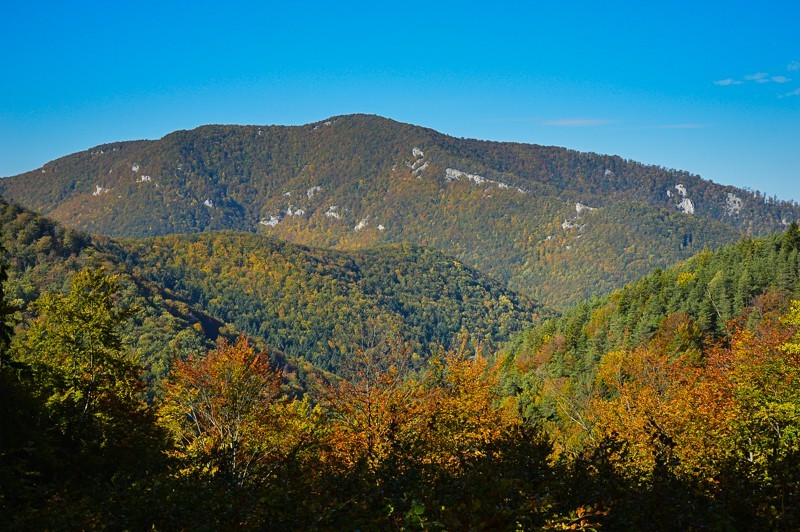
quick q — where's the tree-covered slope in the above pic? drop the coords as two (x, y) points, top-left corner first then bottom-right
(492, 225), (800, 529)
(120, 232), (543, 372)
(0, 199), (226, 384)
(505, 223), (800, 396)
(3, 114), (793, 307)
(0, 197), (540, 379)
(3, 197), (800, 530)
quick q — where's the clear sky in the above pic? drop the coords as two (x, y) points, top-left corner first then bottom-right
(2, 1), (799, 200)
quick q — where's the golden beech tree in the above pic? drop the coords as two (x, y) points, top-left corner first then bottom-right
(588, 341), (737, 488)
(724, 312), (800, 505)
(159, 336), (322, 485)
(317, 343), (554, 529)
(319, 347), (428, 475)
(662, 309), (800, 494)
(420, 351), (520, 470)
(540, 375), (599, 457)
(590, 346), (688, 477)
(320, 345), (519, 474)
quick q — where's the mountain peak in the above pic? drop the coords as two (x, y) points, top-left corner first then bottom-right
(1, 116), (797, 308)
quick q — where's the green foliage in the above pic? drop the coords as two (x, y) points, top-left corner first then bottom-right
(0, 253), (16, 367)
(4, 114), (792, 307)
(0, 198), (219, 386)
(123, 232), (542, 372)
(2, 138), (800, 527)
(1, 223), (800, 528)
(498, 226), (800, 528)
(12, 269), (155, 459)
(0, 197), (540, 384)
(1, 268), (167, 529)
(507, 223), (800, 400)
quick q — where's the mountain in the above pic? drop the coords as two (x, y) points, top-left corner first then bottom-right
(3, 184), (799, 531)
(4, 114), (796, 308)
(0, 197), (538, 381)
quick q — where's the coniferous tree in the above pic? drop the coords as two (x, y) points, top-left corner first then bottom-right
(0, 253), (16, 368)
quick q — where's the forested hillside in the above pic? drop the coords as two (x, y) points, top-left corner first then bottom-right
(506, 221), (800, 387)
(0, 199), (221, 384)
(485, 224), (800, 528)
(3, 223), (800, 529)
(0, 197), (538, 383)
(0, 198), (544, 527)
(3, 114), (793, 306)
(120, 232), (541, 372)
(2, 116), (800, 527)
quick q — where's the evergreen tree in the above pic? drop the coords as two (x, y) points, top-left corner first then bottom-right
(784, 221), (800, 251)
(0, 252), (16, 368)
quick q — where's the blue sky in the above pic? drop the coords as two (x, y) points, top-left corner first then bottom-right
(2, 1), (799, 200)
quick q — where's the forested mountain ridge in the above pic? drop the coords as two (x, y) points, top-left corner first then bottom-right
(3, 114), (794, 307)
(0, 197), (539, 382)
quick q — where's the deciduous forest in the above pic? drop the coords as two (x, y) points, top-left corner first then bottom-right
(1, 115), (800, 531)
(1, 193), (800, 529)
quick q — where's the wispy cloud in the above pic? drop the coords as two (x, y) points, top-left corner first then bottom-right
(744, 72), (770, 83)
(780, 88), (800, 98)
(716, 71), (791, 86)
(789, 61), (800, 72)
(542, 118), (614, 127)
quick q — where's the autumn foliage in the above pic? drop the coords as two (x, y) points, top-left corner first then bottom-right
(3, 258), (800, 529)
(322, 348), (552, 527)
(546, 302), (800, 528)
(159, 337), (284, 482)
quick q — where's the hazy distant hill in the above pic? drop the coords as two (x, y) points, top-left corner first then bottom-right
(3, 114), (797, 307)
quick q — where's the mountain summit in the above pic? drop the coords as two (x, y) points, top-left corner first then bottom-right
(2, 114), (797, 307)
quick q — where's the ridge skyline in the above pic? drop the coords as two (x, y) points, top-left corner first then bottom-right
(2, 112), (797, 309)
(4, 112), (799, 204)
